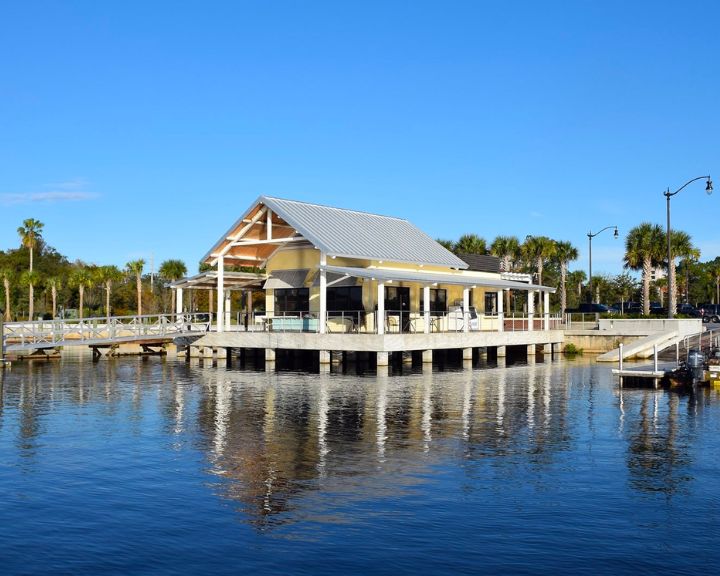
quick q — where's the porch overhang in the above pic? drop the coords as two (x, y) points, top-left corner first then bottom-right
(320, 265), (556, 293)
(170, 271), (266, 291)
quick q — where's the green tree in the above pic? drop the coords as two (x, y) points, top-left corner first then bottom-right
(20, 270), (43, 320)
(522, 236), (556, 314)
(668, 230), (699, 315)
(436, 239), (455, 252)
(70, 267), (95, 320)
(454, 233), (487, 255)
(567, 270), (587, 307)
(126, 259), (145, 316)
(46, 276), (62, 319)
(490, 236), (520, 273)
(708, 260), (720, 305)
(490, 235), (521, 313)
(553, 240), (578, 314)
(158, 259), (187, 313)
(610, 272), (637, 313)
(624, 223), (664, 315)
(95, 265), (124, 320)
(490, 236), (520, 310)
(17, 218), (44, 320)
(0, 265), (14, 321)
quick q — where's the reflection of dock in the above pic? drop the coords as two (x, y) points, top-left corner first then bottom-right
(613, 367), (667, 378)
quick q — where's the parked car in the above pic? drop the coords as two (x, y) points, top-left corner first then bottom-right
(649, 301), (665, 315)
(698, 304), (720, 323)
(565, 303), (614, 314)
(677, 303), (700, 317)
(612, 302), (639, 314)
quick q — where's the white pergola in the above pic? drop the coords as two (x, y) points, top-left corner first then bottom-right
(171, 270), (266, 328)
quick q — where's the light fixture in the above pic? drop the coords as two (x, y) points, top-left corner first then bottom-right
(707, 177), (714, 195)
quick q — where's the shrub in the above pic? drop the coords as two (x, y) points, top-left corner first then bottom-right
(563, 343), (583, 355)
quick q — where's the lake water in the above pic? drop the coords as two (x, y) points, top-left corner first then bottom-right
(1, 356), (719, 575)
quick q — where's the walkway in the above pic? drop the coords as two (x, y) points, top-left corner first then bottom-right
(2, 313), (211, 353)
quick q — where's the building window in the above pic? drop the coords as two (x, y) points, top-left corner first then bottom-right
(485, 292), (497, 314)
(419, 288), (447, 313)
(274, 288), (309, 313)
(327, 286), (363, 311)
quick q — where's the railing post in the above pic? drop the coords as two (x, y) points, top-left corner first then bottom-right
(653, 344), (658, 373)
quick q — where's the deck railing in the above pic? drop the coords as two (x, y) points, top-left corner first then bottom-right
(227, 311), (563, 334)
(2, 313), (211, 349)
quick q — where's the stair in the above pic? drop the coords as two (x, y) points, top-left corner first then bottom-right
(596, 330), (679, 362)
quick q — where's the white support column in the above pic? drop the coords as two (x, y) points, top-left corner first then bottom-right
(543, 291), (550, 331)
(462, 287), (470, 333)
(319, 252), (327, 334)
(225, 290), (232, 328)
(527, 289), (535, 332)
(423, 285), (431, 334)
(216, 255), (225, 333)
(266, 208), (273, 240)
(377, 282), (385, 335)
(176, 288), (184, 315)
(497, 290), (504, 332)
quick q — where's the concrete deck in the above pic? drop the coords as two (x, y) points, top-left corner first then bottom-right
(191, 329), (565, 353)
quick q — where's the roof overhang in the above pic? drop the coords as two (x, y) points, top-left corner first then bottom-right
(170, 271), (266, 290)
(321, 265), (556, 293)
(201, 196), (469, 270)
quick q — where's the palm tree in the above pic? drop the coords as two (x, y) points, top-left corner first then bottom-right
(1, 266), (14, 321)
(17, 218), (44, 272)
(522, 236), (556, 314)
(70, 267), (94, 320)
(567, 270), (587, 303)
(553, 240), (579, 315)
(709, 261), (720, 305)
(158, 259), (187, 313)
(491, 235), (521, 313)
(17, 218), (44, 321)
(46, 276), (62, 319)
(436, 238), (455, 252)
(624, 223), (664, 315)
(126, 259), (145, 316)
(20, 270), (42, 320)
(668, 230), (699, 315)
(454, 233), (487, 255)
(490, 236), (520, 273)
(95, 265), (123, 320)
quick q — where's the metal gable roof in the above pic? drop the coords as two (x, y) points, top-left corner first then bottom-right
(260, 197), (468, 269)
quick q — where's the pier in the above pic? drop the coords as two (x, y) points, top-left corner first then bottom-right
(1, 313), (210, 360)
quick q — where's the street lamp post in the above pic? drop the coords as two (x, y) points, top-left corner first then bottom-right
(587, 226), (618, 304)
(664, 175), (713, 319)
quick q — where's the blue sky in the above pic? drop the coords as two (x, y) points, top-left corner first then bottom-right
(1, 0), (717, 277)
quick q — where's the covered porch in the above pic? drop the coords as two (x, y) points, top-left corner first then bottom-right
(173, 266), (560, 335)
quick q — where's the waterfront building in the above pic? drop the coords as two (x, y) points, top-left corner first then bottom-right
(174, 197), (563, 365)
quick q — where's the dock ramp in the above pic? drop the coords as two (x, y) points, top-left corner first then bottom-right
(597, 330), (678, 362)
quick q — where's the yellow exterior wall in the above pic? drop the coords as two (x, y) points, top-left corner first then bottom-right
(263, 246), (509, 316)
(266, 247), (319, 272)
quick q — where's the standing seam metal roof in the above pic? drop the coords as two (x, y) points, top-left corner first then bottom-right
(259, 197), (468, 269)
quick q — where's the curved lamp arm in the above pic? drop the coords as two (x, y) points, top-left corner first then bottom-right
(664, 175), (712, 198)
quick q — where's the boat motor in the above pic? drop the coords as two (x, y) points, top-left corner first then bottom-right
(687, 348), (705, 384)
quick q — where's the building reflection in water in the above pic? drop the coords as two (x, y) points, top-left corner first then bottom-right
(188, 360), (581, 529)
(0, 356), (715, 530)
